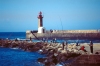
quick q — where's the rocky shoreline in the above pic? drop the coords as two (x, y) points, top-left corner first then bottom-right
(0, 39), (93, 66)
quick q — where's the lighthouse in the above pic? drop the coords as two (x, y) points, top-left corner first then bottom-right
(38, 11), (45, 33)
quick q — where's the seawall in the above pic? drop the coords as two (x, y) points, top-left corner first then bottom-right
(26, 30), (100, 39)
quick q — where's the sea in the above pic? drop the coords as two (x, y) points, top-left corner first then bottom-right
(0, 32), (100, 43)
(0, 32), (45, 66)
(0, 32), (100, 66)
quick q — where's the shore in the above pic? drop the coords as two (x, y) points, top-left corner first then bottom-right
(0, 39), (100, 66)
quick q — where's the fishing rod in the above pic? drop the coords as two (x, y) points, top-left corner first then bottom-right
(59, 16), (64, 35)
(8, 32), (13, 39)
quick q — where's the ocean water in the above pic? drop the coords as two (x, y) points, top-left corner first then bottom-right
(0, 32), (100, 43)
(0, 32), (45, 66)
(0, 32), (25, 39)
(0, 47), (44, 66)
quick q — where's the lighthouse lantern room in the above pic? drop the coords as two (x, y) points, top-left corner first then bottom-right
(38, 11), (45, 33)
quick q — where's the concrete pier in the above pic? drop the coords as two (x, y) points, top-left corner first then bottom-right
(26, 30), (100, 39)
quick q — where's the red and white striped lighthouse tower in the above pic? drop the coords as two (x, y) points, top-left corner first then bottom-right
(37, 11), (45, 33)
(38, 11), (43, 28)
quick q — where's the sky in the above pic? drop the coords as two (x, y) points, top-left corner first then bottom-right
(0, 0), (100, 32)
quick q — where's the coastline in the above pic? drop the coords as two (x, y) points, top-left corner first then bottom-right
(0, 39), (100, 66)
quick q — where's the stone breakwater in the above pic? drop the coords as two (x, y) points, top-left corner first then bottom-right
(0, 39), (89, 66)
(26, 30), (100, 39)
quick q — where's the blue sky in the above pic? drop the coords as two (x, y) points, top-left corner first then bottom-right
(0, 0), (100, 32)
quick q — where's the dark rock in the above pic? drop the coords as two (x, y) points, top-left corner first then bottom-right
(95, 52), (99, 54)
(38, 58), (47, 63)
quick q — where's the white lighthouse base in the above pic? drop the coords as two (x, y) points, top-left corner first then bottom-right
(38, 27), (45, 33)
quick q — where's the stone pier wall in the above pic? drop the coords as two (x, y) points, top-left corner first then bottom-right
(26, 30), (100, 39)
(52, 30), (100, 33)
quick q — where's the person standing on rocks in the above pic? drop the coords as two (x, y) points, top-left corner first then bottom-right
(42, 38), (45, 42)
(30, 37), (32, 42)
(76, 40), (79, 46)
(54, 38), (56, 43)
(90, 41), (93, 54)
(62, 42), (65, 50)
(64, 41), (68, 50)
(52, 38), (55, 43)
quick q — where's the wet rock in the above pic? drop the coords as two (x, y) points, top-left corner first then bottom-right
(11, 43), (19, 48)
(38, 58), (47, 63)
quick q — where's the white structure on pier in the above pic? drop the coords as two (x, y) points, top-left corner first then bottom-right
(37, 11), (45, 33)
